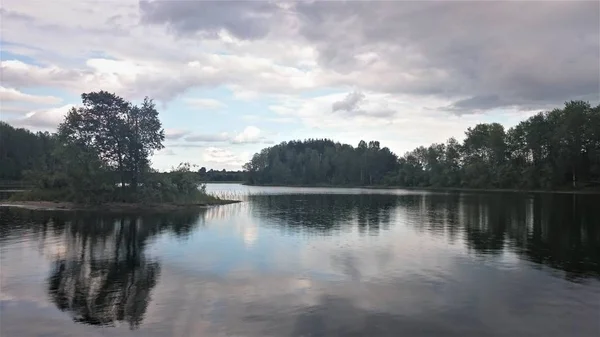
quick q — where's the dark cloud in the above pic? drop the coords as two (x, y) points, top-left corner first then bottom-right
(139, 0), (285, 40)
(296, 1), (600, 112)
(137, 1), (599, 112)
(0, 8), (37, 23)
(332, 91), (365, 113)
(332, 91), (396, 119)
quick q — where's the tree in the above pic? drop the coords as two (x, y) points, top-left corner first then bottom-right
(125, 97), (164, 192)
(57, 91), (164, 199)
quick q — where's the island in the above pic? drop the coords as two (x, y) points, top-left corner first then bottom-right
(0, 91), (238, 211)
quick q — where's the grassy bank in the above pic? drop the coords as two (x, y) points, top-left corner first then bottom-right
(4, 185), (241, 212)
(0, 199), (240, 212)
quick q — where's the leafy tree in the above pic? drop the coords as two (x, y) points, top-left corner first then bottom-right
(57, 91), (164, 199)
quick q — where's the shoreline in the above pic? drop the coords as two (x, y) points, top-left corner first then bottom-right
(0, 200), (241, 212)
(241, 183), (600, 195)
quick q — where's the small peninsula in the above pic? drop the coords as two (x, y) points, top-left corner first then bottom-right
(1, 91), (237, 211)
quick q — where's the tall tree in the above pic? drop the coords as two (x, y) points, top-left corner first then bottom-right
(57, 91), (164, 198)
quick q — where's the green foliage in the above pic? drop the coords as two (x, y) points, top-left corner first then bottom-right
(139, 163), (217, 204)
(58, 91), (165, 193)
(4, 91), (216, 204)
(244, 139), (399, 186)
(0, 122), (56, 180)
(245, 101), (600, 190)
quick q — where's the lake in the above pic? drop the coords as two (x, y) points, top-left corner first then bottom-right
(1, 184), (599, 336)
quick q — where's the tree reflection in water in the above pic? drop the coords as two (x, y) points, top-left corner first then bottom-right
(247, 192), (600, 281)
(1, 190), (598, 334)
(396, 192), (600, 281)
(35, 210), (206, 329)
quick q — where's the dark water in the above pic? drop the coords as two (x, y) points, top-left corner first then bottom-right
(1, 185), (599, 337)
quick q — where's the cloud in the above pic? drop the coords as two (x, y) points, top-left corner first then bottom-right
(6, 1), (596, 113)
(139, 0), (287, 40)
(203, 147), (237, 163)
(0, 86), (62, 105)
(156, 148), (176, 156)
(231, 126), (263, 144)
(202, 147), (249, 168)
(1, 54), (319, 102)
(330, 91), (396, 119)
(185, 98), (226, 110)
(272, 91), (402, 129)
(7, 104), (74, 129)
(1, 60), (85, 90)
(0, 105), (37, 114)
(332, 91), (365, 113)
(185, 132), (230, 142)
(164, 128), (190, 140)
(182, 126), (266, 145)
(293, 1), (599, 112)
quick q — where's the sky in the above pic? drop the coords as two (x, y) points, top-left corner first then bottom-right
(1, 0), (599, 171)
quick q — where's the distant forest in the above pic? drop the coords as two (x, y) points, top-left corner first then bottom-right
(197, 167), (245, 182)
(2, 100), (599, 191)
(0, 122), (55, 182)
(243, 101), (600, 190)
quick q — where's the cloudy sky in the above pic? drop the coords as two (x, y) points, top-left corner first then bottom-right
(1, 0), (599, 171)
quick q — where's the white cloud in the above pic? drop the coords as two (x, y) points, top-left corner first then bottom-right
(0, 105), (36, 114)
(202, 147), (249, 168)
(231, 126), (262, 144)
(269, 91), (427, 129)
(7, 104), (74, 130)
(185, 98), (226, 110)
(1, 53), (322, 102)
(0, 86), (62, 105)
(178, 126), (266, 145)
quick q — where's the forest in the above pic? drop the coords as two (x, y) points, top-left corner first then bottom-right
(243, 101), (600, 190)
(0, 122), (55, 182)
(2, 99), (599, 193)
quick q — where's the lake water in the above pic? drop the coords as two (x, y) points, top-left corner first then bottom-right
(1, 184), (599, 336)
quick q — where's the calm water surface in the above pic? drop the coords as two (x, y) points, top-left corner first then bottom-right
(1, 184), (599, 336)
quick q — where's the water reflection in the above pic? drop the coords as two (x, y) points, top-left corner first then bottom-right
(402, 193), (600, 280)
(0, 208), (207, 330)
(248, 194), (398, 235)
(245, 192), (600, 280)
(1, 190), (599, 336)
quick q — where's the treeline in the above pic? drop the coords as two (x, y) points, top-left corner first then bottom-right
(0, 122), (56, 181)
(198, 168), (246, 182)
(3, 91), (218, 204)
(244, 101), (600, 190)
